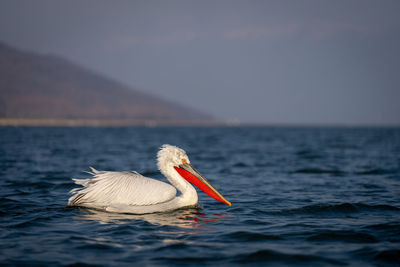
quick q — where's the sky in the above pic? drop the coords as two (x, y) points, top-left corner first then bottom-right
(1, 0), (400, 125)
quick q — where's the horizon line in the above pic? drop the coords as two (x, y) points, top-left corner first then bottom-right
(0, 118), (399, 128)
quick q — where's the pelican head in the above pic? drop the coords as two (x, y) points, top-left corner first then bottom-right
(157, 144), (231, 206)
(157, 144), (190, 169)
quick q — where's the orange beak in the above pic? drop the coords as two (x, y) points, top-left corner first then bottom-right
(174, 163), (231, 206)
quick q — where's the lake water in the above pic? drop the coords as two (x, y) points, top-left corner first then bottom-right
(1, 126), (400, 266)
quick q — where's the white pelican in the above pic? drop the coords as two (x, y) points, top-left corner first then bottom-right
(68, 144), (231, 214)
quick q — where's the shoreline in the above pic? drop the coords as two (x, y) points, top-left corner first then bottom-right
(0, 118), (222, 127)
(1, 118), (399, 128)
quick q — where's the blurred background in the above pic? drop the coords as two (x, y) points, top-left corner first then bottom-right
(1, 0), (400, 126)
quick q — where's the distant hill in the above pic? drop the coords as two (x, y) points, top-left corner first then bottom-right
(0, 42), (214, 126)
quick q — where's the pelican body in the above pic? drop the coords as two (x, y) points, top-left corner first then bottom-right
(68, 144), (230, 214)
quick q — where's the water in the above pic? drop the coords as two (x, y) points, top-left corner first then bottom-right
(1, 126), (400, 266)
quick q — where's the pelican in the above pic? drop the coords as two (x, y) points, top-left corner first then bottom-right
(68, 144), (231, 214)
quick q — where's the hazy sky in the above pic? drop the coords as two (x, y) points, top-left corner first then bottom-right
(1, 0), (399, 125)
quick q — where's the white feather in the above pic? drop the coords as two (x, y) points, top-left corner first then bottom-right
(68, 145), (199, 214)
(68, 171), (176, 206)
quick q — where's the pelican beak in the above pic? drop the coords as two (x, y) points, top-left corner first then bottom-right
(174, 163), (231, 206)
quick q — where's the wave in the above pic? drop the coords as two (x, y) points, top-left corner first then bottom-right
(293, 168), (344, 175)
(353, 247), (400, 265)
(154, 255), (223, 264)
(233, 249), (345, 265)
(373, 249), (400, 264)
(364, 223), (400, 242)
(293, 167), (396, 176)
(307, 230), (378, 243)
(365, 223), (400, 231)
(247, 203), (400, 217)
(222, 231), (282, 242)
(232, 162), (249, 168)
(156, 248), (344, 265)
(355, 168), (394, 175)
(76, 243), (122, 252)
(279, 203), (400, 215)
(155, 243), (189, 251)
(295, 149), (322, 160)
(4, 180), (54, 190)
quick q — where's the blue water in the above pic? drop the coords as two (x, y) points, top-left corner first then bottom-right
(1, 126), (400, 266)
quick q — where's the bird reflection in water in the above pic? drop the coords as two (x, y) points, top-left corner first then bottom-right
(76, 207), (227, 229)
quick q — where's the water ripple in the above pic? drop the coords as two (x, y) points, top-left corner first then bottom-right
(233, 249), (345, 265)
(1, 126), (399, 266)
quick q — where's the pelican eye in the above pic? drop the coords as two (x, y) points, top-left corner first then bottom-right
(181, 159), (188, 164)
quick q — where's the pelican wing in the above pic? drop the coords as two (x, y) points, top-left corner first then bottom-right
(68, 168), (177, 207)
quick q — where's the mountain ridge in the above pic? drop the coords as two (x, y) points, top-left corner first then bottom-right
(0, 42), (214, 125)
